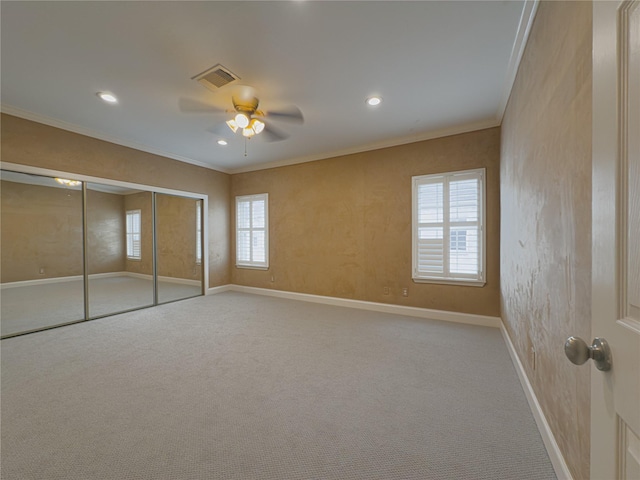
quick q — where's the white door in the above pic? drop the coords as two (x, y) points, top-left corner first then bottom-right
(591, 1), (640, 479)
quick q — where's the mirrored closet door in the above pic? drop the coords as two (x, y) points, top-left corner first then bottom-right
(0, 171), (84, 336)
(1, 169), (206, 338)
(86, 184), (154, 318)
(155, 194), (203, 304)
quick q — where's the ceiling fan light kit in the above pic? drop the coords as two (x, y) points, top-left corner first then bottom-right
(226, 116), (265, 138)
(179, 83), (304, 147)
(248, 118), (265, 134)
(234, 112), (250, 129)
(226, 118), (239, 133)
(252, 119), (265, 134)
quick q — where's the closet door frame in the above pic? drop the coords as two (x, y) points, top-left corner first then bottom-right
(1, 162), (208, 336)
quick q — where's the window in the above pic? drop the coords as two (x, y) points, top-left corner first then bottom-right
(450, 230), (467, 251)
(236, 194), (268, 269)
(412, 168), (485, 286)
(196, 201), (202, 265)
(126, 209), (142, 260)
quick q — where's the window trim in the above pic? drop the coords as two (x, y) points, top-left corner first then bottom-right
(411, 168), (486, 287)
(126, 209), (142, 261)
(235, 193), (269, 270)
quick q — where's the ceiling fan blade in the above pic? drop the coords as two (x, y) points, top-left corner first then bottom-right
(178, 97), (226, 114)
(263, 105), (304, 124)
(262, 124), (289, 142)
(206, 123), (232, 136)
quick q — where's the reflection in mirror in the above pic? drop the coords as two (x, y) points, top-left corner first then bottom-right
(86, 184), (154, 318)
(0, 170), (84, 336)
(156, 194), (203, 304)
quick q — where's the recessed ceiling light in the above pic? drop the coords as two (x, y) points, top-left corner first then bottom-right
(217, 139), (228, 146)
(366, 96), (382, 106)
(97, 92), (118, 103)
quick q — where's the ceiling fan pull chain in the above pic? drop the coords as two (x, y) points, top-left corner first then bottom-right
(244, 137), (248, 157)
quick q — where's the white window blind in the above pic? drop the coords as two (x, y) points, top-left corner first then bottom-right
(236, 193), (268, 269)
(196, 201), (202, 265)
(126, 209), (142, 260)
(412, 168), (485, 285)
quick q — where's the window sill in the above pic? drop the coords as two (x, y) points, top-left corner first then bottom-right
(235, 264), (269, 271)
(412, 277), (486, 287)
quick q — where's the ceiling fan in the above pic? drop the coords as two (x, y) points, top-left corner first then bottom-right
(178, 85), (304, 142)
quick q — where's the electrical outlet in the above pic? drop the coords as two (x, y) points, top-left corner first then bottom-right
(402, 287), (408, 297)
(39, 267), (45, 275)
(383, 286), (390, 295)
(270, 275), (275, 283)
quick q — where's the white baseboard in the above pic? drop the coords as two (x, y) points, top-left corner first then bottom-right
(1, 271), (201, 289)
(119, 271), (198, 286)
(123, 272), (200, 286)
(158, 275), (201, 287)
(209, 284), (501, 328)
(1, 273), (573, 479)
(206, 284), (233, 295)
(1, 275), (81, 289)
(1, 271), (126, 289)
(119, 271), (150, 281)
(207, 284), (571, 479)
(499, 323), (573, 480)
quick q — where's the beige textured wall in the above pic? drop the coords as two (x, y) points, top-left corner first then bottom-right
(123, 191), (153, 276)
(500, 2), (592, 479)
(1, 181), (129, 282)
(1, 180), (83, 282)
(86, 189), (126, 275)
(232, 127), (500, 316)
(1, 114), (230, 287)
(156, 194), (202, 281)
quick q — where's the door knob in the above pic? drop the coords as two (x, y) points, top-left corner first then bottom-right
(564, 336), (612, 371)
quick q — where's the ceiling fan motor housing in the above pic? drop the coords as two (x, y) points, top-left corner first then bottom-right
(233, 96), (260, 115)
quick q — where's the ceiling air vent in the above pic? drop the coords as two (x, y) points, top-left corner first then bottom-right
(192, 64), (240, 92)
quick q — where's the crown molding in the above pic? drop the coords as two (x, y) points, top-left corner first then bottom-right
(1, 104), (231, 175)
(495, 0), (540, 122)
(228, 118), (501, 174)
(3, 108), (502, 177)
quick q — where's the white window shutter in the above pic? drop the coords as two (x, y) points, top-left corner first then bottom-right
(412, 169), (485, 285)
(126, 210), (142, 260)
(236, 194), (269, 268)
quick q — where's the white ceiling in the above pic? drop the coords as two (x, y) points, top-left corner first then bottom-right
(1, 1), (535, 174)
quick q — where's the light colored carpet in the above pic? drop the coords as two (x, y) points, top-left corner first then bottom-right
(1, 276), (201, 337)
(0, 292), (557, 479)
